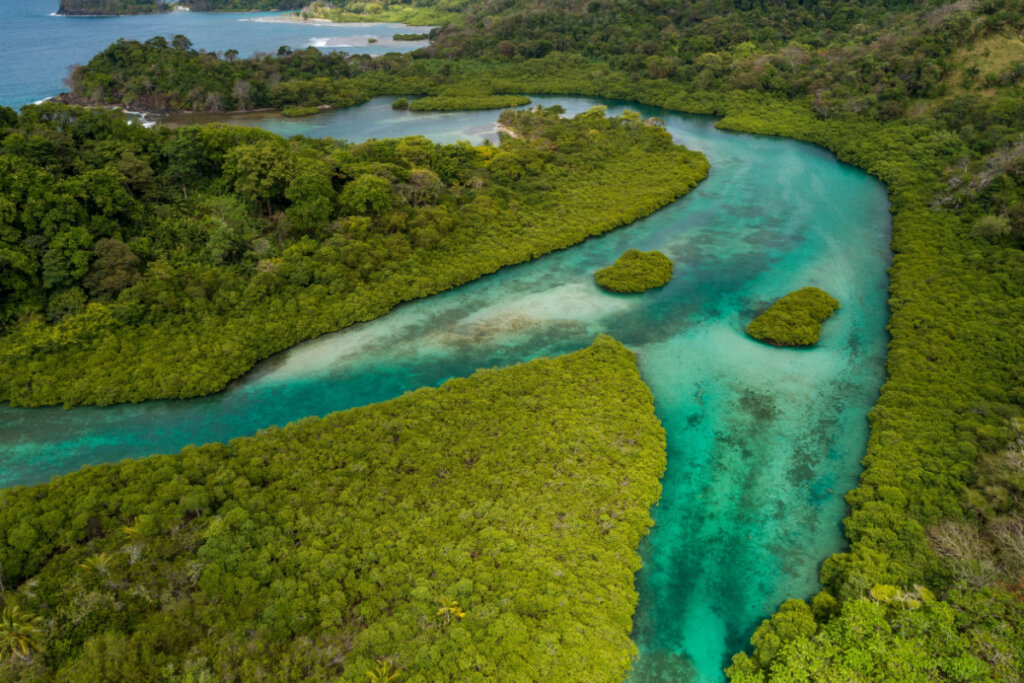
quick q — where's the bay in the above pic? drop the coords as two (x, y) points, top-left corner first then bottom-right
(0, 0), (429, 109)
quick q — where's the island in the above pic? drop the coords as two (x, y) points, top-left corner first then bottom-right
(594, 249), (674, 293)
(745, 286), (840, 346)
(281, 105), (321, 117)
(409, 95), (531, 111)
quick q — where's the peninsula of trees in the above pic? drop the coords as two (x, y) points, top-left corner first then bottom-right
(0, 102), (708, 407)
(0, 336), (667, 681)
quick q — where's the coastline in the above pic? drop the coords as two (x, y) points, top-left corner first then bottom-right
(247, 14), (436, 32)
(43, 95), (161, 127)
(248, 14), (388, 26)
(496, 122), (519, 138)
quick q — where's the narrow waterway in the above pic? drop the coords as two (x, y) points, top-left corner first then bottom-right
(0, 96), (891, 681)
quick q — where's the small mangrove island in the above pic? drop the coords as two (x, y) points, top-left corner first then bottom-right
(746, 286), (840, 346)
(594, 249), (674, 293)
(281, 105), (321, 117)
(408, 95), (532, 112)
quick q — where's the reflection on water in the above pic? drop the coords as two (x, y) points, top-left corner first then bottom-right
(0, 96), (891, 683)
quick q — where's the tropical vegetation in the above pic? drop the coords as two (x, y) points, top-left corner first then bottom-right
(15, 0), (1024, 677)
(408, 95), (530, 111)
(0, 101), (707, 407)
(301, 0), (462, 27)
(593, 249), (673, 293)
(58, 0), (308, 12)
(56, 0), (166, 15)
(281, 105), (321, 117)
(63, 38), (387, 114)
(0, 336), (667, 681)
(745, 287), (839, 347)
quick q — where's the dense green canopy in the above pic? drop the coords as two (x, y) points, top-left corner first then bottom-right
(0, 103), (706, 407)
(57, 0), (166, 15)
(594, 249), (673, 293)
(745, 287), (840, 347)
(0, 336), (667, 682)
(408, 95), (531, 111)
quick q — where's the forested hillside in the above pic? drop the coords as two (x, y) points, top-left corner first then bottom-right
(0, 103), (706, 407)
(0, 336), (667, 682)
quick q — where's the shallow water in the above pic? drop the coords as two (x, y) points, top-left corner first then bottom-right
(0, 0), (429, 109)
(161, 98), (513, 143)
(0, 96), (891, 682)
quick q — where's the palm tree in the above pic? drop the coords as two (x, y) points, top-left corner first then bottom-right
(78, 552), (112, 575)
(436, 597), (466, 626)
(365, 657), (401, 682)
(0, 604), (45, 662)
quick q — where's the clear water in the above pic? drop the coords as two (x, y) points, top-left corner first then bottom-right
(0, 96), (891, 682)
(161, 98), (513, 144)
(0, 0), (430, 109)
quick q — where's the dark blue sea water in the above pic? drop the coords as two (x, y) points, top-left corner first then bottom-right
(0, 0), (429, 109)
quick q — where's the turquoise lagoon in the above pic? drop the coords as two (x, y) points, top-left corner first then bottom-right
(0, 97), (892, 682)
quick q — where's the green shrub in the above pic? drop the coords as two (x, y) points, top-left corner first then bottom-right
(594, 249), (674, 293)
(746, 287), (840, 346)
(408, 95), (531, 111)
(281, 105), (320, 117)
(970, 214), (1012, 242)
(391, 97), (409, 110)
